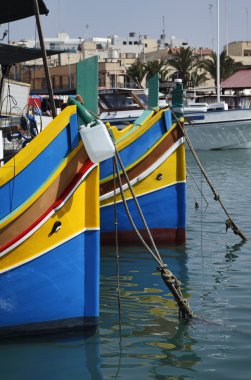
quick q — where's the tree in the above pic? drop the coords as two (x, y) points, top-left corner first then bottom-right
(126, 61), (146, 88)
(200, 50), (243, 86)
(189, 72), (209, 88)
(168, 46), (198, 88)
(143, 59), (169, 81)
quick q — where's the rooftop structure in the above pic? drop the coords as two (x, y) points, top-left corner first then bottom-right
(221, 69), (251, 91)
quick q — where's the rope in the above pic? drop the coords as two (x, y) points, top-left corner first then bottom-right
(186, 174), (199, 209)
(113, 149), (193, 319)
(115, 150), (163, 264)
(187, 166), (209, 209)
(113, 157), (122, 328)
(172, 109), (247, 241)
(112, 157), (123, 380)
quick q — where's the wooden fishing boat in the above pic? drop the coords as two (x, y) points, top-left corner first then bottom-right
(0, 105), (101, 337)
(74, 65), (187, 246)
(0, 0), (111, 338)
(99, 107), (186, 245)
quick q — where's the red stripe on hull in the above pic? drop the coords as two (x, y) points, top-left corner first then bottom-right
(101, 228), (185, 246)
(0, 159), (94, 254)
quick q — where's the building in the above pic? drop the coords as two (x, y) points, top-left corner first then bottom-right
(9, 32), (159, 90)
(225, 41), (251, 65)
(7, 31), (221, 92)
(221, 69), (251, 95)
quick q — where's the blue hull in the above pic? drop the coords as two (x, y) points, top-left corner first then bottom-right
(0, 230), (99, 336)
(100, 183), (186, 244)
(100, 115), (168, 180)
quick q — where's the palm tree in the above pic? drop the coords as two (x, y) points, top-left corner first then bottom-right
(190, 72), (209, 88)
(126, 61), (146, 88)
(200, 50), (242, 86)
(144, 59), (169, 81)
(168, 46), (198, 88)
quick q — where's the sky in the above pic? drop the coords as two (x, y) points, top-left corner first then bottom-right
(1, 0), (251, 50)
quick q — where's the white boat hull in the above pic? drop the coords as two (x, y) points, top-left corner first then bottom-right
(185, 109), (251, 150)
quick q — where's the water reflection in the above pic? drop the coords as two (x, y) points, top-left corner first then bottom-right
(0, 332), (103, 380)
(0, 245), (199, 380)
(99, 246), (200, 379)
(225, 240), (247, 261)
(2, 149), (251, 380)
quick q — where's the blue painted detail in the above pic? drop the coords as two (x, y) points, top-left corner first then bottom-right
(0, 230), (100, 329)
(69, 112), (80, 150)
(84, 230), (100, 317)
(100, 182), (186, 232)
(100, 117), (167, 179)
(164, 109), (172, 131)
(0, 126), (73, 220)
(185, 114), (205, 121)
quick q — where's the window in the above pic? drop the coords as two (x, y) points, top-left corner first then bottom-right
(49, 42), (61, 51)
(123, 41), (127, 45)
(129, 41), (132, 45)
(244, 50), (251, 56)
(59, 76), (63, 88)
(99, 92), (141, 110)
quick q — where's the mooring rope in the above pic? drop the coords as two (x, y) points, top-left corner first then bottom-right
(186, 174), (199, 209)
(187, 166), (209, 209)
(171, 110), (247, 241)
(113, 149), (193, 319)
(112, 157), (122, 328)
(115, 151), (163, 265)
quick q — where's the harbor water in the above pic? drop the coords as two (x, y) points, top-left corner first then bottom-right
(1, 149), (251, 379)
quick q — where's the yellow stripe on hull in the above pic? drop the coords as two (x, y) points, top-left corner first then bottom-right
(100, 143), (186, 207)
(100, 122), (178, 186)
(0, 166), (99, 273)
(0, 142), (84, 229)
(106, 109), (155, 143)
(0, 106), (77, 186)
(115, 109), (165, 151)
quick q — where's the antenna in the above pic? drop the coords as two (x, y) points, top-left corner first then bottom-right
(159, 16), (166, 48)
(162, 16), (166, 36)
(85, 24), (89, 40)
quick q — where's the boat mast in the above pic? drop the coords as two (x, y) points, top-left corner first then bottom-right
(32, 0), (57, 118)
(217, 0), (220, 103)
(225, 0), (229, 55)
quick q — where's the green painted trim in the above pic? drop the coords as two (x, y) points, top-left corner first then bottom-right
(148, 73), (159, 108)
(76, 56), (98, 115)
(115, 109), (154, 144)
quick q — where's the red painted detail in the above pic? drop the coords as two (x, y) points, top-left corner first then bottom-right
(101, 228), (186, 246)
(0, 159), (94, 253)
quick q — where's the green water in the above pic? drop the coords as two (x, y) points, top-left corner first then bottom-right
(1, 149), (251, 379)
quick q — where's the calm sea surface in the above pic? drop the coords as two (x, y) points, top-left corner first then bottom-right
(1, 149), (251, 380)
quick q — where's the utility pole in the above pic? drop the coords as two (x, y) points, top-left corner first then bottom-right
(246, 8), (249, 44)
(225, 0), (229, 55)
(216, 0), (220, 103)
(208, 3), (214, 50)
